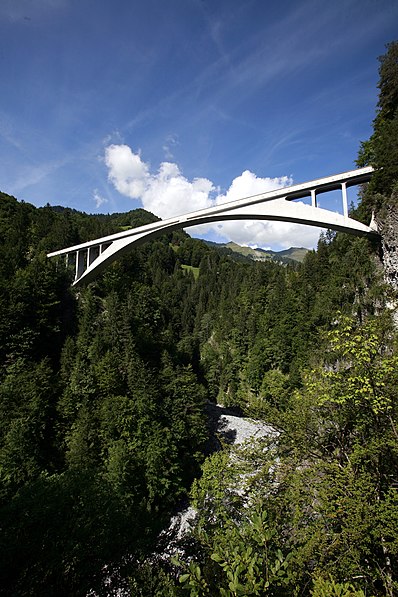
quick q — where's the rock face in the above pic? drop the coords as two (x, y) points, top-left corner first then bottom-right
(204, 401), (274, 449)
(377, 205), (398, 291)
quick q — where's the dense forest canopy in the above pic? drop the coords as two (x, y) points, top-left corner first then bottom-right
(1, 42), (398, 596)
(357, 41), (398, 207)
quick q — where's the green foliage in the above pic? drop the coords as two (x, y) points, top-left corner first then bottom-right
(176, 508), (293, 596)
(305, 314), (398, 417)
(0, 358), (58, 497)
(0, 470), (138, 596)
(177, 312), (398, 596)
(357, 41), (398, 206)
(187, 444), (295, 595)
(197, 230), (382, 414)
(0, 194), (212, 593)
(311, 576), (367, 597)
(128, 562), (178, 596)
(207, 509), (293, 596)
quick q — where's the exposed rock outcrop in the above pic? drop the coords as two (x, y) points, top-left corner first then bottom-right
(155, 403), (275, 560)
(377, 203), (398, 292)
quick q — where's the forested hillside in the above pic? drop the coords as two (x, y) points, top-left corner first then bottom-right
(1, 42), (398, 596)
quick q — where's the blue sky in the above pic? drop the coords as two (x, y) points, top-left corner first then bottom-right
(0, 0), (397, 250)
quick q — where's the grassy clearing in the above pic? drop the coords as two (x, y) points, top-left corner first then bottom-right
(181, 264), (200, 280)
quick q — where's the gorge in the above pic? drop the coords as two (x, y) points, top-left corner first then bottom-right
(0, 41), (398, 597)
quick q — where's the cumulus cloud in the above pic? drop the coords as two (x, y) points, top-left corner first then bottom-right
(104, 143), (321, 250)
(105, 144), (149, 199)
(215, 169), (292, 205)
(105, 144), (214, 218)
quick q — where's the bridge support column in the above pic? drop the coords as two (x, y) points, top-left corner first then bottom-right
(99, 243), (111, 254)
(342, 182), (348, 218)
(311, 189), (317, 207)
(75, 250), (86, 281)
(88, 246), (99, 266)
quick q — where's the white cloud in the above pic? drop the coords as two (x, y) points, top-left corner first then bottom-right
(105, 144), (149, 199)
(105, 144), (214, 218)
(162, 134), (179, 160)
(93, 189), (108, 209)
(215, 169), (292, 205)
(210, 219), (321, 250)
(104, 143), (321, 250)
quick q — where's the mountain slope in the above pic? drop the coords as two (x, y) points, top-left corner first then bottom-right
(204, 239), (309, 263)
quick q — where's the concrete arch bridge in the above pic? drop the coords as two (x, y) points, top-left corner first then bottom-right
(47, 166), (378, 286)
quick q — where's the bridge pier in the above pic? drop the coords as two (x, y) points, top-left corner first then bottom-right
(311, 189), (317, 208)
(341, 182), (348, 218)
(88, 246), (99, 266)
(76, 250), (86, 281)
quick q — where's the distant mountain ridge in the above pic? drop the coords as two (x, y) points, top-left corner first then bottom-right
(203, 240), (309, 264)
